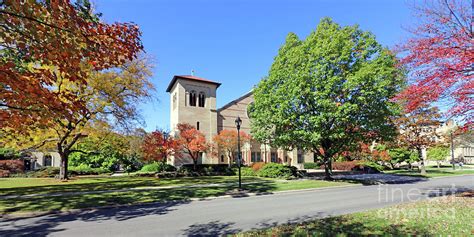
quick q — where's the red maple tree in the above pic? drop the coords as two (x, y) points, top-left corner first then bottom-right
(395, 0), (473, 127)
(142, 130), (179, 163)
(213, 129), (251, 166)
(176, 123), (210, 170)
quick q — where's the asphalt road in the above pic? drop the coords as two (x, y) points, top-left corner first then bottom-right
(1, 175), (473, 236)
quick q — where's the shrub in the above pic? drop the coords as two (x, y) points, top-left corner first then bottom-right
(140, 162), (176, 173)
(29, 167), (60, 178)
(360, 161), (384, 172)
(251, 162), (266, 171)
(0, 170), (11, 177)
(69, 164), (110, 175)
(0, 160), (24, 177)
(303, 162), (319, 169)
(240, 167), (257, 176)
(257, 163), (294, 179)
(178, 164), (235, 176)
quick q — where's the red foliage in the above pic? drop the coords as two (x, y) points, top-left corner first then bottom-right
(0, 160), (24, 177)
(213, 129), (251, 164)
(251, 162), (266, 171)
(0, 0), (143, 130)
(176, 123), (210, 166)
(395, 0), (473, 127)
(141, 130), (179, 163)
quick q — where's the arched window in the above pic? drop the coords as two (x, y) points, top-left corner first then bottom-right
(189, 91), (196, 106)
(198, 92), (205, 107)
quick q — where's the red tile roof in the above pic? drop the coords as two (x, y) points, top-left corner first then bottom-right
(166, 75), (221, 92)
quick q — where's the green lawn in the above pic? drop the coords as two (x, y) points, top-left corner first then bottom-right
(0, 176), (352, 214)
(237, 191), (474, 236)
(384, 166), (474, 178)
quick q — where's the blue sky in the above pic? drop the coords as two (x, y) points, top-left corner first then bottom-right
(96, 0), (415, 131)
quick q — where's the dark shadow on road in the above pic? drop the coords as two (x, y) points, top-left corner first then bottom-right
(0, 201), (189, 237)
(182, 220), (241, 236)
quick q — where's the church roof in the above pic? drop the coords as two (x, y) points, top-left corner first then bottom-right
(217, 90), (253, 112)
(166, 75), (222, 92)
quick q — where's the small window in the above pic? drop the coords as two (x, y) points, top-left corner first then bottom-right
(297, 151), (304, 164)
(44, 155), (52, 167)
(197, 121), (200, 130)
(251, 152), (262, 162)
(221, 155), (224, 163)
(271, 152), (277, 163)
(198, 92), (205, 107)
(173, 93), (177, 109)
(189, 91), (197, 106)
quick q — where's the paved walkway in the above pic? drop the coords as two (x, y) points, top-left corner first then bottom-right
(1, 175), (472, 236)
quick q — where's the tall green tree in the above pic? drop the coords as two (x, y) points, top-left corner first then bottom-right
(251, 18), (403, 179)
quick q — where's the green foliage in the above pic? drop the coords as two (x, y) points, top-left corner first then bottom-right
(178, 164), (235, 176)
(69, 133), (142, 172)
(28, 167), (60, 178)
(69, 164), (110, 175)
(250, 18), (403, 178)
(387, 148), (418, 168)
(360, 161), (385, 172)
(240, 167), (257, 176)
(140, 162), (176, 173)
(257, 163), (294, 179)
(427, 146), (449, 161)
(0, 148), (20, 160)
(304, 163), (319, 169)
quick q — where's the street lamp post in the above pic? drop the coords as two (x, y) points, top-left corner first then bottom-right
(235, 116), (242, 190)
(451, 131), (455, 170)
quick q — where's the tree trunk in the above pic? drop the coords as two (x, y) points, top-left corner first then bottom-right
(323, 155), (333, 180)
(59, 152), (69, 180)
(418, 148), (426, 175)
(193, 159), (198, 171)
(437, 162), (440, 169)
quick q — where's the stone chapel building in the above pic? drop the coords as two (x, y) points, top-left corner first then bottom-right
(166, 75), (315, 168)
(167, 75), (474, 168)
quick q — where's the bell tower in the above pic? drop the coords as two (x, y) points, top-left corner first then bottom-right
(167, 75), (221, 143)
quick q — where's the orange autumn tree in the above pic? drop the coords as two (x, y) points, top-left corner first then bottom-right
(0, 0), (150, 180)
(142, 130), (179, 164)
(176, 123), (210, 170)
(213, 129), (251, 167)
(394, 106), (442, 175)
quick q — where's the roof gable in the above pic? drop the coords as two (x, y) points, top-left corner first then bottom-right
(166, 75), (221, 92)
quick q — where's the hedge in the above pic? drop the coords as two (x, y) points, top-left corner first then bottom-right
(0, 160), (24, 177)
(140, 162), (177, 173)
(178, 164), (235, 176)
(257, 163), (294, 179)
(303, 162), (319, 169)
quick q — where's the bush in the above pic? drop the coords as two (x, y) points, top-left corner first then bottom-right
(257, 163), (294, 179)
(240, 167), (257, 176)
(0, 160), (24, 177)
(29, 167), (60, 178)
(69, 164), (110, 175)
(303, 162), (319, 169)
(251, 162), (266, 171)
(178, 164), (235, 176)
(140, 162), (176, 173)
(360, 161), (384, 173)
